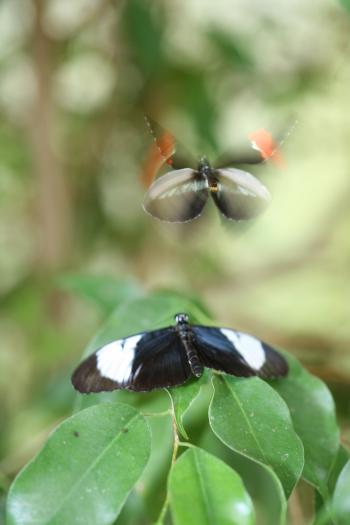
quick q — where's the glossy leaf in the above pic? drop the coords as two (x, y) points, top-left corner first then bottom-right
(198, 425), (287, 525)
(59, 274), (141, 314)
(7, 403), (151, 525)
(82, 292), (211, 359)
(209, 375), (304, 497)
(244, 462), (287, 525)
(328, 446), (350, 495)
(332, 460), (350, 525)
(271, 354), (339, 498)
(168, 370), (209, 439)
(169, 447), (255, 525)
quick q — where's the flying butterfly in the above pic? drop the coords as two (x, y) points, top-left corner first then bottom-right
(71, 313), (288, 393)
(142, 117), (285, 223)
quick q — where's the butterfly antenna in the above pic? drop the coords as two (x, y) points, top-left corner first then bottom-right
(278, 118), (298, 149)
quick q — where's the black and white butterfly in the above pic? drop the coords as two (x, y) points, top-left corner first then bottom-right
(71, 313), (288, 393)
(142, 117), (273, 223)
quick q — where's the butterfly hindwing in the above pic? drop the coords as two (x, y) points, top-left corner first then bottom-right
(191, 325), (288, 379)
(71, 327), (192, 393)
(210, 168), (271, 220)
(143, 168), (209, 222)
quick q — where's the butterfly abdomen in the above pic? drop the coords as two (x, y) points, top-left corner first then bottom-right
(177, 326), (203, 378)
(184, 342), (203, 377)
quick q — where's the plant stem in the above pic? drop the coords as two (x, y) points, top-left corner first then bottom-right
(171, 414), (180, 465)
(154, 410), (179, 524)
(178, 441), (197, 449)
(142, 409), (172, 418)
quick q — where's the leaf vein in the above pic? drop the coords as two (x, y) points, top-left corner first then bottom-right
(42, 412), (140, 525)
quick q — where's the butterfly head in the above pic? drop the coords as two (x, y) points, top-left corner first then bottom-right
(175, 313), (189, 325)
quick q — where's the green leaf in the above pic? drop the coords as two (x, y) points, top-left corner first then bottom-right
(182, 73), (218, 154)
(246, 463), (287, 525)
(169, 447), (255, 525)
(152, 289), (212, 321)
(332, 460), (350, 525)
(207, 30), (254, 70)
(59, 274), (141, 314)
(168, 371), (209, 439)
(271, 354), (339, 498)
(328, 446), (350, 495)
(124, 0), (164, 74)
(339, 0), (350, 14)
(81, 292), (211, 361)
(7, 403), (151, 525)
(209, 375), (304, 498)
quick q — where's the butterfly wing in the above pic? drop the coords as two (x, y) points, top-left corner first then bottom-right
(191, 326), (288, 379)
(215, 125), (291, 169)
(214, 148), (265, 169)
(72, 328), (191, 393)
(142, 116), (197, 187)
(210, 168), (271, 220)
(143, 168), (209, 222)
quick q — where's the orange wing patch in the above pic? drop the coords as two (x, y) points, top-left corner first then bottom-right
(248, 128), (285, 168)
(142, 131), (176, 188)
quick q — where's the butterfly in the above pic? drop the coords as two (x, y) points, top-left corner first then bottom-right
(142, 117), (284, 223)
(71, 313), (288, 393)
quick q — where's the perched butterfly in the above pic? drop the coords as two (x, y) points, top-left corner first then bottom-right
(142, 117), (284, 223)
(71, 313), (288, 393)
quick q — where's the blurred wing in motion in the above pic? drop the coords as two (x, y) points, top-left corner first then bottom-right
(142, 124), (176, 188)
(215, 147), (265, 169)
(192, 325), (288, 379)
(143, 168), (209, 222)
(210, 168), (271, 220)
(72, 328), (192, 393)
(142, 116), (195, 187)
(249, 128), (286, 168)
(215, 127), (287, 169)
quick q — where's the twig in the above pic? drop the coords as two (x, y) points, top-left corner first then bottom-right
(154, 409), (180, 524)
(143, 409), (172, 418)
(30, 0), (72, 270)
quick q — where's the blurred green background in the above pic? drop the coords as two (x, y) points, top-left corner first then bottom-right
(0, 0), (350, 520)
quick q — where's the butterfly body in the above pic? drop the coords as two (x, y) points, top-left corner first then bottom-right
(173, 313), (203, 377)
(143, 155), (271, 223)
(72, 313), (288, 393)
(142, 118), (276, 223)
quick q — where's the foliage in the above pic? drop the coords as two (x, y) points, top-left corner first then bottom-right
(1, 0), (350, 524)
(168, 447), (255, 525)
(5, 285), (346, 525)
(7, 403), (151, 525)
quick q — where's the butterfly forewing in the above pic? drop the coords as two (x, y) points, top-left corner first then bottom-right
(129, 330), (191, 390)
(144, 116), (196, 170)
(143, 168), (209, 222)
(214, 148), (265, 169)
(72, 327), (192, 393)
(211, 168), (271, 220)
(72, 316), (288, 394)
(191, 325), (288, 379)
